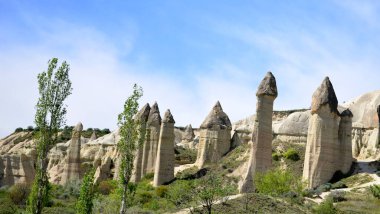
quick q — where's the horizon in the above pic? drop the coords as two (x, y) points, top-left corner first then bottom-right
(1, 0), (380, 138)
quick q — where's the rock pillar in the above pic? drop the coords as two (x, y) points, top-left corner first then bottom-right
(195, 101), (232, 168)
(303, 77), (341, 189)
(153, 110), (175, 186)
(61, 122), (83, 184)
(142, 102), (161, 175)
(131, 103), (150, 182)
(339, 109), (353, 174)
(239, 72), (277, 193)
(183, 124), (195, 142)
(377, 105), (380, 147)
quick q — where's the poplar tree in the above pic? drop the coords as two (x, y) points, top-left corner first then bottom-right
(117, 84), (145, 214)
(76, 169), (96, 214)
(28, 58), (72, 214)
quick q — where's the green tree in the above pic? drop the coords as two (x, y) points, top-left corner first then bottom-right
(76, 169), (96, 214)
(117, 84), (145, 214)
(28, 58), (72, 214)
(194, 173), (234, 214)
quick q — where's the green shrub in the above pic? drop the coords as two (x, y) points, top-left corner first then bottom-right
(166, 180), (195, 208)
(42, 206), (75, 214)
(283, 148), (300, 161)
(143, 173), (154, 180)
(8, 183), (30, 205)
(255, 167), (304, 197)
(26, 126), (34, 131)
(272, 153), (282, 161)
(370, 184), (380, 199)
(15, 127), (23, 132)
(76, 169), (96, 214)
(155, 186), (168, 198)
(0, 198), (18, 214)
(97, 180), (118, 195)
(137, 191), (153, 204)
(176, 166), (199, 180)
(331, 181), (347, 189)
(312, 197), (337, 214)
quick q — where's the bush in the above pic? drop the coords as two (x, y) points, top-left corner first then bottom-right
(8, 183), (30, 205)
(155, 186), (168, 198)
(137, 191), (154, 204)
(331, 181), (347, 189)
(97, 180), (118, 195)
(272, 153), (282, 161)
(0, 198), (18, 214)
(42, 207), (75, 214)
(166, 180), (195, 207)
(15, 127), (23, 132)
(26, 126), (34, 131)
(370, 184), (380, 199)
(283, 148), (300, 161)
(312, 197), (337, 214)
(330, 191), (346, 202)
(143, 173), (154, 180)
(255, 167), (304, 197)
(176, 166), (199, 180)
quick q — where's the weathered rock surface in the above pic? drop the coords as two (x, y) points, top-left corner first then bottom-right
(142, 102), (161, 176)
(154, 110), (175, 186)
(303, 77), (353, 188)
(196, 101), (232, 168)
(239, 72), (277, 193)
(61, 122), (83, 185)
(339, 109), (353, 174)
(183, 124), (195, 142)
(131, 103), (151, 183)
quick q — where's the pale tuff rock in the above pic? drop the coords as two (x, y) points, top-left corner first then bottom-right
(196, 101), (232, 168)
(239, 72), (277, 193)
(339, 109), (353, 174)
(183, 124), (195, 142)
(303, 77), (354, 188)
(154, 110), (175, 186)
(61, 122), (83, 185)
(142, 102), (161, 176)
(0, 154), (35, 186)
(131, 103), (151, 183)
(89, 131), (97, 141)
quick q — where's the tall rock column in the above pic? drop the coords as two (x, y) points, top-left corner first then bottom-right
(377, 105), (380, 147)
(142, 102), (161, 175)
(303, 77), (340, 189)
(239, 72), (277, 193)
(153, 110), (175, 186)
(195, 101), (232, 168)
(61, 122), (83, 185)
(130, 103), (150, 183)
(339, 109), (353, 174)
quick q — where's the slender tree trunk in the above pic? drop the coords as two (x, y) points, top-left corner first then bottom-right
(35, 148), (49, 214)
(119, 182), (128, 214)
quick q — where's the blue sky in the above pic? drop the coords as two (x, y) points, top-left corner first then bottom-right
(1, 0), (380, 137)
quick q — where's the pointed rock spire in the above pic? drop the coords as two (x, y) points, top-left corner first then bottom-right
(256, 71), (278, 98)
(163, 109), (175, 123)
(74, 122), (83, 132)
(147, 102), (161, 126)
(311, 77), (338, 114)
(340, 109), (353, 118)
(89, 131), (97, 141)
(183, 124), (195, 141)
(136, 103), (151, 123)
(200, 101), (232, 129)
(377, 105), (380, 123)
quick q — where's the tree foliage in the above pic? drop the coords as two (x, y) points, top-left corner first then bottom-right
(76, 169), (96, 214)
(28, 58), (72, 214)
(117, 84), (144, 214)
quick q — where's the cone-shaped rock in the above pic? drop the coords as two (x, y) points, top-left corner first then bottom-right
(378, 105), (380, 147)
(339, 109), (353, 174)
(131, 103), (151, 182)
(61, 122), (83, 184)
(303, 77), (342, 188)
(183, 124), (195, 142)
(154, 110), (175, 186)
(239, 72), (277, 193)
(200, 101), (232, 129)
(196, 101), (232, 168)
(89, 131), (97, 141)
(311, 77), (338, 114)
(142, 102), (161, 175)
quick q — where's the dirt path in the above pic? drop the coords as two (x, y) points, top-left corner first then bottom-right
(309, 160), (380, 204)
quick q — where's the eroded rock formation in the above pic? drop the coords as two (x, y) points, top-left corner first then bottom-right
(303, 77), (354, 188)
(130, 103), (151, 183)
(183, 124), (195, 142)
(61, 122), (83, 185)
(239, 72), (277, 193)
(195, 101), (232, 168)
(142, 102), (161, 176)
(154, 110), (175, 186)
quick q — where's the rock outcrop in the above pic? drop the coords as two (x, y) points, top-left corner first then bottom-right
(89, 131), (97, 141)
(239, 72), (278, 193)
(339, 109), (353, 174)
(61, 122), (83, 185)
(183, 124), (195, 142)
(195, 101), (232, 168)
(142, 102), (161, 176)
(154, 110), (175, 186)
(303, 77), (353, 188)
(131, 103), (151, 183)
